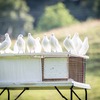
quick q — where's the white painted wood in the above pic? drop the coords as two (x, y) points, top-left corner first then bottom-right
(0, 53), (88, 86)
(44, 57), (68, 79)
(0, 81), (91, 90)
(0, 52), (89, 58)
(0, 57), (42, 83)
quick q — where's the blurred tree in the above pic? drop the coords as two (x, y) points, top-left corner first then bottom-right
(81, 0), (100, 18)
(0, 0), (34, 38)
(37, 2), (78, 31)
(93, 0), (100, 18)
(25, 0), (64, 27)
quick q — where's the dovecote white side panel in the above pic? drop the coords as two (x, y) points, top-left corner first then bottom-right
(0, 57), (42, 83)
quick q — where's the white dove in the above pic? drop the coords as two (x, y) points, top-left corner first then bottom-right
(50, 33), (62, 52)
(27, 33), (36, 53)
(79, 37), (89, 55)
(14, 34), (25, 53)
(13, 40), (18, 53)
(71, 33), (82, 54)
(41, 34), (51, 52)
(35, 37), (42, 53)
(63, 35), (76, 54)
(0, 33), (11, 53)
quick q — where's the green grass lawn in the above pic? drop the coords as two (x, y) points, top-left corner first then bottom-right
(0, 19), (100, 100)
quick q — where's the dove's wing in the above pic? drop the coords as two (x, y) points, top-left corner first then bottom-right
(79, 37), (89, 55)
(0, 33), (11, 52)
(71, 33), (79, 47)
(63, 36), (73, 51)
(63, 36), (77, 54)
(71, 33), (82, 54)
(0, 41), (8, 50)
(77, 35), (82, 52)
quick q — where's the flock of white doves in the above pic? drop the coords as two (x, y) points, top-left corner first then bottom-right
(0, 33), (89, 55)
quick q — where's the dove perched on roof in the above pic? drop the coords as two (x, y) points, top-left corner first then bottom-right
(14, 34), (25, 53)
(63, 35), (76, 54)
(56, 43), (63, 52)
(71, 33), (82, 54)
(41, 34), (51, 52)
(26, 33), (36, 53)
(50, 33), (62, 52)
(79, 37), (89, 55)
(0, 33), (11, 53)
(35, 37), (42, 53)
(13, 40), (18, 53)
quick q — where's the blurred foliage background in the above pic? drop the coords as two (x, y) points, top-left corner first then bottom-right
(0, 0), (100, 100)
(0, 0), (34, 39)
(37, 2), (78, 31)
(0, 0), (100, 38)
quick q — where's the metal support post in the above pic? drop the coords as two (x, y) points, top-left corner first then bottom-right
(7, 89), (10, 100)
(15, 88), (29, 100)
(55, 86), (68, 100)
(70, 86), (73, 100)
(70, 86), (81, 100)
(0, 88), (6, 95)
(85, 89), (87, 100)
(0, 88), (10, 100)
